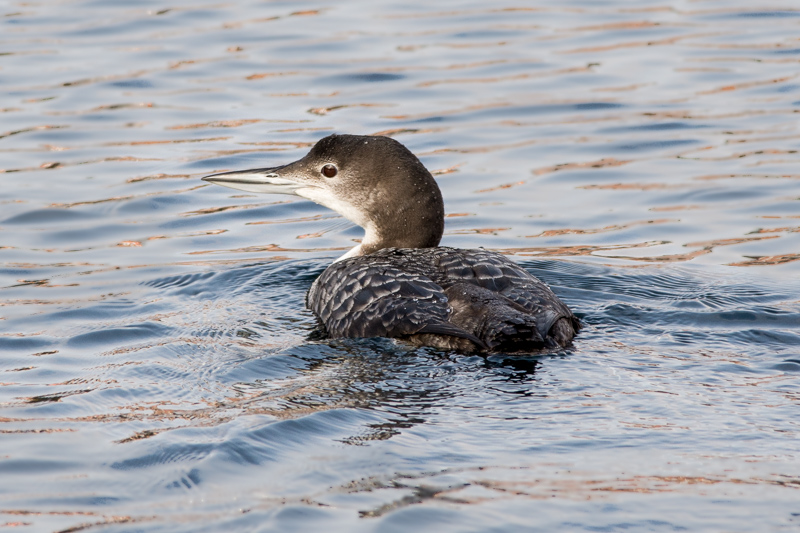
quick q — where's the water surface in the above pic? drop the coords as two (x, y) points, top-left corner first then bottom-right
(2, 1), (799, 531)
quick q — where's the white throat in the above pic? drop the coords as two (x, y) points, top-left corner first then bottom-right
(334, 225), (382, 262)
(297, 187), (382, 263)
(335, 244), (363, 262)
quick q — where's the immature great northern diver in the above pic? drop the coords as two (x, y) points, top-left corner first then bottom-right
(203, 134), (579, 353)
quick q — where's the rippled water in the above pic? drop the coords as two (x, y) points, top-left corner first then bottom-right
(2, 1), (800, 531)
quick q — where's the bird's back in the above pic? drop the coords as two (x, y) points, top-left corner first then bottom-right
(307, 247), (579, 353)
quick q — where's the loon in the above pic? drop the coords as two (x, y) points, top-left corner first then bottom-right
(203, 134), (579, 353)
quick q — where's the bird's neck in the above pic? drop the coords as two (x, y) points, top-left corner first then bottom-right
(336, 186), (444, 261)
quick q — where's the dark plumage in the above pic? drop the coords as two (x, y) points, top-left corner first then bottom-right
(308, 247), (578, 353)
(203, 134), (579, 353)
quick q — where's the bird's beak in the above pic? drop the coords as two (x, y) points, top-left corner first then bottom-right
(202, 164), (304, 195)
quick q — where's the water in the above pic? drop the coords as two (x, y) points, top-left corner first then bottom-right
(2, 0), (800, 531)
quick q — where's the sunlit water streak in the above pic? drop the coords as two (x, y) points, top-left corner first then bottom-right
(1, 0), (799, 531)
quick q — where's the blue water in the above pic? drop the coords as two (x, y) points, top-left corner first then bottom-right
(2, 1), (800, 531)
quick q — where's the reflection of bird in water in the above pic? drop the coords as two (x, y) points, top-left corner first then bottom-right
(203, 134), (579, 353)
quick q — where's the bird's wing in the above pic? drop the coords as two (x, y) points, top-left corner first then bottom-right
(434, 248), (577, 336)
(308, 256), (474, 341)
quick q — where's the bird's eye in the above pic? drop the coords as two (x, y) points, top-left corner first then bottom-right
(321, 164), (338, 178)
